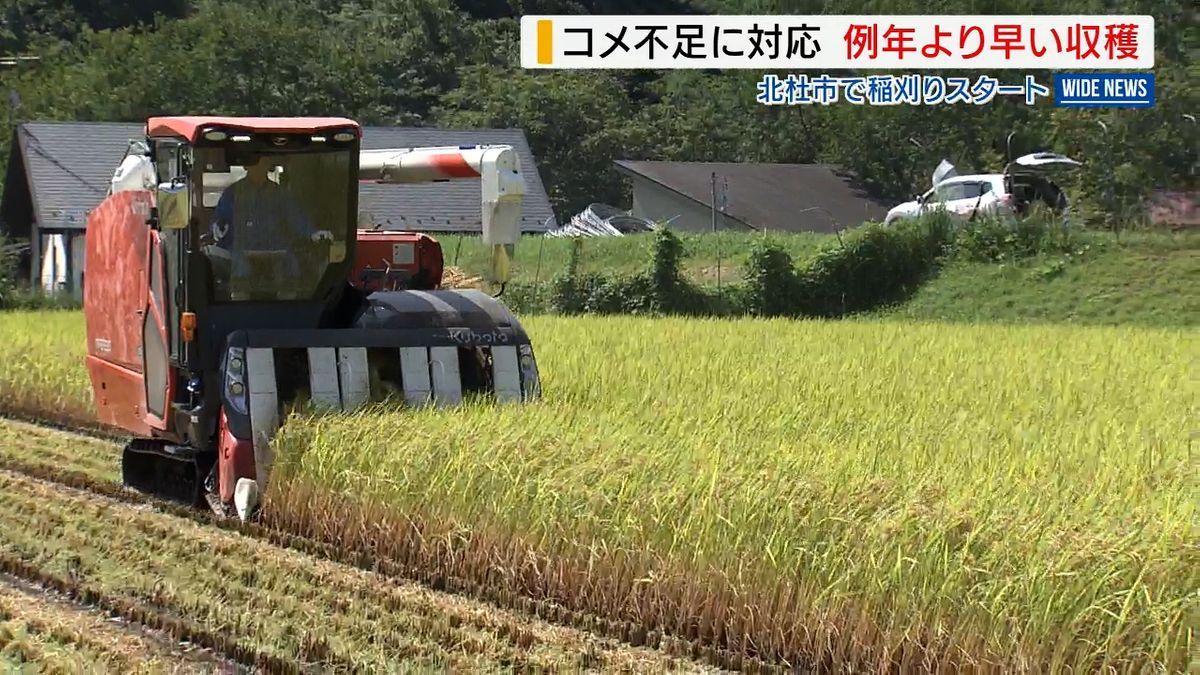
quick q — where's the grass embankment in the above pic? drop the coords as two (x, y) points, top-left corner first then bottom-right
(892, 231), (1200, 327)
(0, 423), (701, 673)
(453, 229), (1199, 328)
(1, 311), (1191, 671)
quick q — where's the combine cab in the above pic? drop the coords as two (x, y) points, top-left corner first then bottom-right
(84, 116), (540, 519)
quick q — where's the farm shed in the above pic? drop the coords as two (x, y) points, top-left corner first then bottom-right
(614, 160), (891, 234)
(0, 121), (557, 295)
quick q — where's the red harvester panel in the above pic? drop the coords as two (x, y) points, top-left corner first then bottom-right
(351, 230), (444, 292)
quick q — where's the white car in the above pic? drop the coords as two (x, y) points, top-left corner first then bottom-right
(884, 152), (1082, 226)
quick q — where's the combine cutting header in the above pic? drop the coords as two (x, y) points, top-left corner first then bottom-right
(85, 116), (540, 520)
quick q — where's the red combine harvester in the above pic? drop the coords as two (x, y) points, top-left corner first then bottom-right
(84, 116), (540, 520)
(353, 231), (445, 292)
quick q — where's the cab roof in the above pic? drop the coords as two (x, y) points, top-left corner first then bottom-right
(146, 116), (360, 143)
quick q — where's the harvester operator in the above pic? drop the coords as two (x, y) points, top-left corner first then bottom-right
(208, 155), (333, 281)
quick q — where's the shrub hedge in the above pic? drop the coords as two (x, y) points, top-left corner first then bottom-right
(0, 216), (1074, 317)
(513, 211), (1078, 319)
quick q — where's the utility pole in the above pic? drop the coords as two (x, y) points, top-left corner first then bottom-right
(6, 90), (17, 129)
(1, 52), (45, 289)
(2, 54), (41, 130)
(710, 171), (730, 290)
(1095, 119), (1117, 237)
(717, 176), (728, 289)
(710, 171), (717, 234)
(1184, 114), (1197, 180)
(711, 172), (718, 289)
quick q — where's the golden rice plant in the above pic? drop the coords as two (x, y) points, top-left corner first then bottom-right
(0, 311), (92, 426)
(1, 310), (1195, 671)
(268, 316), (1198, 673)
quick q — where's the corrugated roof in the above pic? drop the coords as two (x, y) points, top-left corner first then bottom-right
(6, 121), (556, 233)
(614, 160), (890, 232)
(16, 121), (127, 230)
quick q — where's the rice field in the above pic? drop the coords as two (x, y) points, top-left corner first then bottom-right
(0, 309), (1195, 672)
(0, 311), (93, 426)
(0, 574), (227, 674)
(0, 442), (692, 672)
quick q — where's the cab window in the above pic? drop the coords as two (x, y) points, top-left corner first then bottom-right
(154, 140), (186, 184)
(934, 181), (992, 202)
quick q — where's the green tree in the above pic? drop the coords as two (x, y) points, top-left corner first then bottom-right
(0, 0), (1193, 229)
(435, 66), (655, 217)
(2, 0), (467, 124)
(0, 0), (190, 52)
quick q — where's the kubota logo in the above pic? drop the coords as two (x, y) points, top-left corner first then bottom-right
(448, 328), (509, 345)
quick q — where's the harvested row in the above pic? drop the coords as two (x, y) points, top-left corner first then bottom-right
(0, 471), (301, 673)
(0, 573), (229, 674)
(0, 418), (762, 673)
(0, 462), (709, 672)
(0, 419), (122, 481)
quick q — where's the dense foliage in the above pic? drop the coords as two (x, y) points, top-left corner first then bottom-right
(0, 0), (1194, 225)
(531, 212), (1096, 318)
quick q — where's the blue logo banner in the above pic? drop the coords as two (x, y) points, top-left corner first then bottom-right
(1054, 73), (1154, 108)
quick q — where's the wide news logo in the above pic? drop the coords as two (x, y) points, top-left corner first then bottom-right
(520, 15), (1157, 108)
(1054, 73), (1154, 108)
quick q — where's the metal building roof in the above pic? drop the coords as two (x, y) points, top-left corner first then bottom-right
(1, 121), (557, 235)
(614, 160), (891, 232)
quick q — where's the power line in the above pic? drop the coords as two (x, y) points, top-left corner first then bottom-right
(18, 126), (107, 195)
(0, 56), (41, 67)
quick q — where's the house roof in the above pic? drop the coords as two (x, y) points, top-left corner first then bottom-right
(614, 160), (890, 232)
(1, 121), (557, 235)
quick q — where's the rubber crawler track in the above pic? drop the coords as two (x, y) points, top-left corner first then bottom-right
(0, 549), (301, 674)
(0, 418), (789, 674)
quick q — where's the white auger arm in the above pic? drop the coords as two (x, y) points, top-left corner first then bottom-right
(359, 145), (526, 285)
